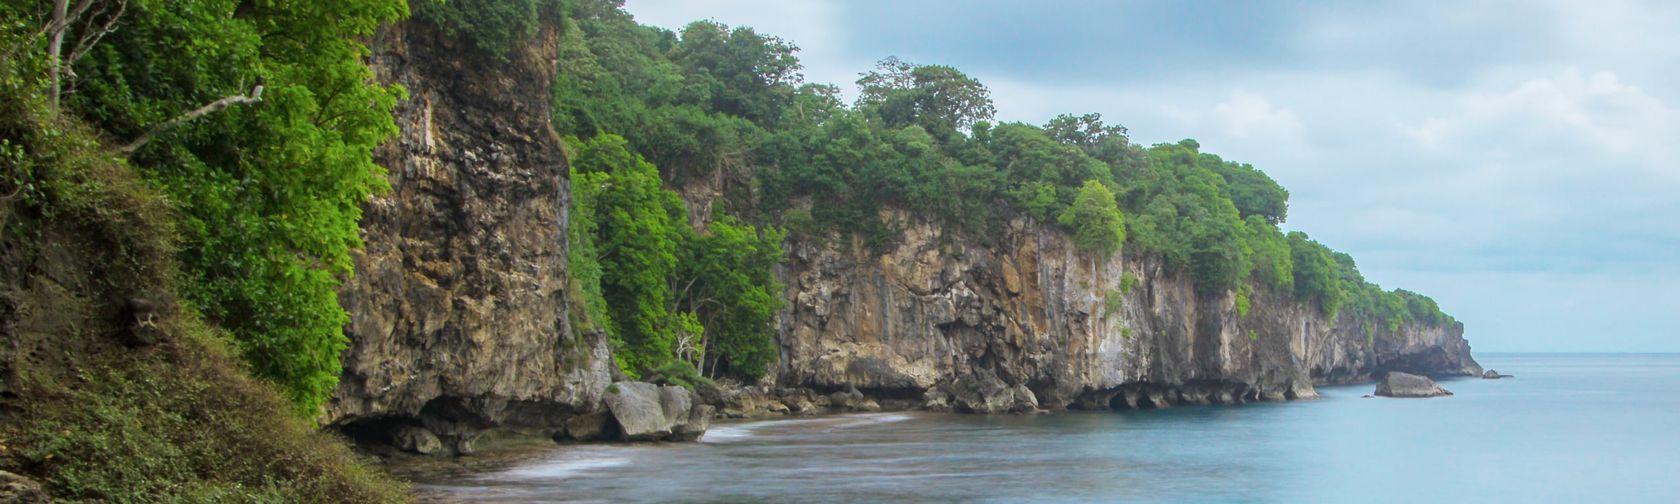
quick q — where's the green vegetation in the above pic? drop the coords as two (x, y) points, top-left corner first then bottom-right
(552, 0), (1454, 339)
(0, 41), (405, 499)
(566, 134), (785, 381)
(4, 0), (410, 415)
(1059, 179), (1126, 257)
(412, 0), (555, 58)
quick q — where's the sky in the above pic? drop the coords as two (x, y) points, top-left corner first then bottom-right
(622, 0), (1680, 352)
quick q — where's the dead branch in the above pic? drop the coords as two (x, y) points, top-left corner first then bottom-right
(113, 86), (263, 155)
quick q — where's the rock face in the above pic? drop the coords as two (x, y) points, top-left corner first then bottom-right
(322, 20), (611, 445)
(0, 470), (46, 504)
(324, 18), (1484, 448)
(602, 382), (711, 441)
(1375, 372), (1453, 398)
(772, 211), (1482, 411)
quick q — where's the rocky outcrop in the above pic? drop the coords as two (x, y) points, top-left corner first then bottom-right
(324, 17), (1482, 451)
(601, 382), (712, 441)
(769, 211), (1481, 412)
(1375, 372), (1453, 397)
(322, 20), (611, 446)
(1483, 369), (1511, 379)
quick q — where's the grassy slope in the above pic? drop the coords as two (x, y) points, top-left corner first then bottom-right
(0, 57), (409, 502)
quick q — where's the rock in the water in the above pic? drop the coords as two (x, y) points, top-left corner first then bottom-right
(604, 382), (672, 440)
(392, 425), (443, 455)
(0, 470), (46, 504)
(1009, 384), (1043, 414)
(1482, 369), (1511, 379)
(1375, 372), (1452, 398)
(922, 389), (952, 412)
(671, 404), (714, 441)
(601, 381), (713, 441)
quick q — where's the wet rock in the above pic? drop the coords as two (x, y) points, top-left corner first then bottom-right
(922, 389), (952, 412)
(671, 404), (714, 441)
(603, 382), (671, 440)
(392, 425), (443, 455)
(1482, 369), (1511, 379)
(1375, 372), (1452, 398)
(561, 412), (611, 442)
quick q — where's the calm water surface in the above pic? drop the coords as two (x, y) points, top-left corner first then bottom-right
(414, 354), (1680, 503)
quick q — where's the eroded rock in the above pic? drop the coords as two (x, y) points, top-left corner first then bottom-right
(392, 425), (443, 455)
(1375, 372), (1452, 398)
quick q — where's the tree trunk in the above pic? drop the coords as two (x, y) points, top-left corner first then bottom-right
(47, 0), (68, 108)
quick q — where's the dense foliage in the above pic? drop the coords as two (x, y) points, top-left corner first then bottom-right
(412, 0), (553, 59)
(555, 0), (1456, 348)
(567, 134), (785, 381)
(1, 0), (407, 415)
(0, 28), (407, 499)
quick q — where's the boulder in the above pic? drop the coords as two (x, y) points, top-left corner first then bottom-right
(1482, 369), (1511, 379)
(922, 389), (952, 412)
(392, 425), (443, 455)
(948, 371), (1014, 414)
(602, 381), (714, 441)
(1009, 384), (1043, 414)
(659, 385), (694, 431)
(828, 385), (867, 411)
(1375, 372), (1452, 398)
(603, 382), (671, 440)
(0, 470), (46, 504)
(561, 412), (611, 442)
(671, 404), (714, 441)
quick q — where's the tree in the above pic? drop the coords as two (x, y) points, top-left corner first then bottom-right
(1289, 231), (1345, 316)
(573, 134), (687, 375)
(675, 215), (785, 378)
(669, 20), (802, 126)
(44, 0), (407, 415)
(856, 56), (995, 132)
(1205, 154), (1289, 225)
(412, 0), (551, 59)
(1058, 179), (1126, 257)
(1044, 113), (1127, 152)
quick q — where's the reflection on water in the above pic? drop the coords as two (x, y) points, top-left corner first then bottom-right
(414, 354), (1680, 503)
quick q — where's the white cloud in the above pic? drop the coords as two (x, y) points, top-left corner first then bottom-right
(615, 0), (1680, 351)
(1211, 89), (1305, 142)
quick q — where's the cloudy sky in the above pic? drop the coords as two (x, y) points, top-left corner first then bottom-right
(624, 0), (1680, 352)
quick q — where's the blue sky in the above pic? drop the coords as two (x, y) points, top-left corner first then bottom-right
(623, 0), (1680, 352)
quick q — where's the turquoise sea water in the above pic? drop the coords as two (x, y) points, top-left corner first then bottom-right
(415, 353), (1680, 503)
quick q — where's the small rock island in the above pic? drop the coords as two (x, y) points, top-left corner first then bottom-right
(1375, 372), (1453, 398)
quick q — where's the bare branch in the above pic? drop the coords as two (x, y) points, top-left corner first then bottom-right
(65, 0), (125, 68)
(113, 88), (263, 155)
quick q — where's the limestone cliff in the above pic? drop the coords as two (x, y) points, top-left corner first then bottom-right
(322, 21), (611, 450)
(324, 20), (1480, 443)
(769, 210), (1480, 413)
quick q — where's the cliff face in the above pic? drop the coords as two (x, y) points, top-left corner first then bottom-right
(322, 21), (611, 449)
(325, 21), (1479, 439)
(773, 211), (1480, 412)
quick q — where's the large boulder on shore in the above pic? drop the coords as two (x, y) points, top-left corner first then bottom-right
(1375, 372), (1452, 398)
(602, 381), (712, 441)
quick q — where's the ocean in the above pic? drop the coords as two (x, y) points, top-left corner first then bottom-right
(412, 353), (1680, 503)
